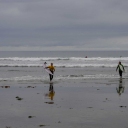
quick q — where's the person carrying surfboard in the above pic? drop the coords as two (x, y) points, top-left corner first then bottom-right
(46, 63), (55, 81)
(116, 61), (125, 78)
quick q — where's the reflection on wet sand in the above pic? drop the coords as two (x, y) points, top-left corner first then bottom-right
(116, 79), (125, 96)
(44, 83), (55, 104)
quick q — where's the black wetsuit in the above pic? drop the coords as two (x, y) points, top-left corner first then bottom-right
(49, 71), (54, 81)
(47, 65), (55, 81)
(116, 64), (125, 77)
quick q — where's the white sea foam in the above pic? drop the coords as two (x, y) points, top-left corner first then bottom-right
(0, 57), (127, 67)
(0, 74), (126, 82)
(0, 57), (128, 61)
(0, 64), (127, 68)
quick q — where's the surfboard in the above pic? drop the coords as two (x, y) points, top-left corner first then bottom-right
(119, 64), (124, 72)
(43, 63), (53, 75)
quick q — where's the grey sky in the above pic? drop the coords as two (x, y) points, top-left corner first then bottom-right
(0, 0), (128, 51)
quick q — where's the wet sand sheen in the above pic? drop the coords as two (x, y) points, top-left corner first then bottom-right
(0, 78), (128, 128)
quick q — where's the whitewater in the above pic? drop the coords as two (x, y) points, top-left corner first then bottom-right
(0, 57), (128, 67)
(0, 51), (127, 83)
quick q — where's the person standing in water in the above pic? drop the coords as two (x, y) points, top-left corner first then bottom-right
(46, 63), (55, 81)
(116, 61), (125, 78)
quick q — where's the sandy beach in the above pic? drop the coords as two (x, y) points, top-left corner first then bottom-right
(0, 51), (127, 128)
(0, 77), (128, 128)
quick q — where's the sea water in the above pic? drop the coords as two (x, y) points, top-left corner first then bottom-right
(0, 51), (127, 82)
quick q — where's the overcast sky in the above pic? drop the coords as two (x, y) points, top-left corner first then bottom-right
(0, 0), (128, 51)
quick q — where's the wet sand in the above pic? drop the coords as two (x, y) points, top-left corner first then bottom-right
(0, 78), (128, 128)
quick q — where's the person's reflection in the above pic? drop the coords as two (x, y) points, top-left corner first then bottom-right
(48, 83), (55, 100)
(116, 79), (125, 96)
(44, 83), (55, 104)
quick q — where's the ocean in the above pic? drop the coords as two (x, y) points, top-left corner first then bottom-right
(0, 51), (128, 128)
(0, 51), (127, 83)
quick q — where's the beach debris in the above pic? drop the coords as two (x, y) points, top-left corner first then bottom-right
(28, 116), (35, 118)
(6, 127), (11, 128)
(44, 102), (54, 104)
(58, 121), (61, 123)
(17, 98), (23, 100)
(39, 124), (46, 127)
(87, 107), (93, 108)
(0, 86), (10, 88)
(120, 106), (127, 108)
(103, 98), (109, 102)
(27, 86), (36, 88)
(15, 96), (23, 101)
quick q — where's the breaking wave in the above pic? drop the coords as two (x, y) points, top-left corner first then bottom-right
(0, 57), (127, 67)
(0, 74), (127, 82)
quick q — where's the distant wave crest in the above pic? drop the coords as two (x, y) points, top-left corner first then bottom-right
(0, 64), (127, 67)
(0, 57), (127, 68)
(0, 57), (128, 61)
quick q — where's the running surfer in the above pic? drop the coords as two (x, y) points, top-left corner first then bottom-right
(46, 63), (55, 82)
(116, 61), (125, 78)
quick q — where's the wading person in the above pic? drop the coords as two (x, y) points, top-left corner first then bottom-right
(116, 61), (125, 78)
(46, 63), (55, 82)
